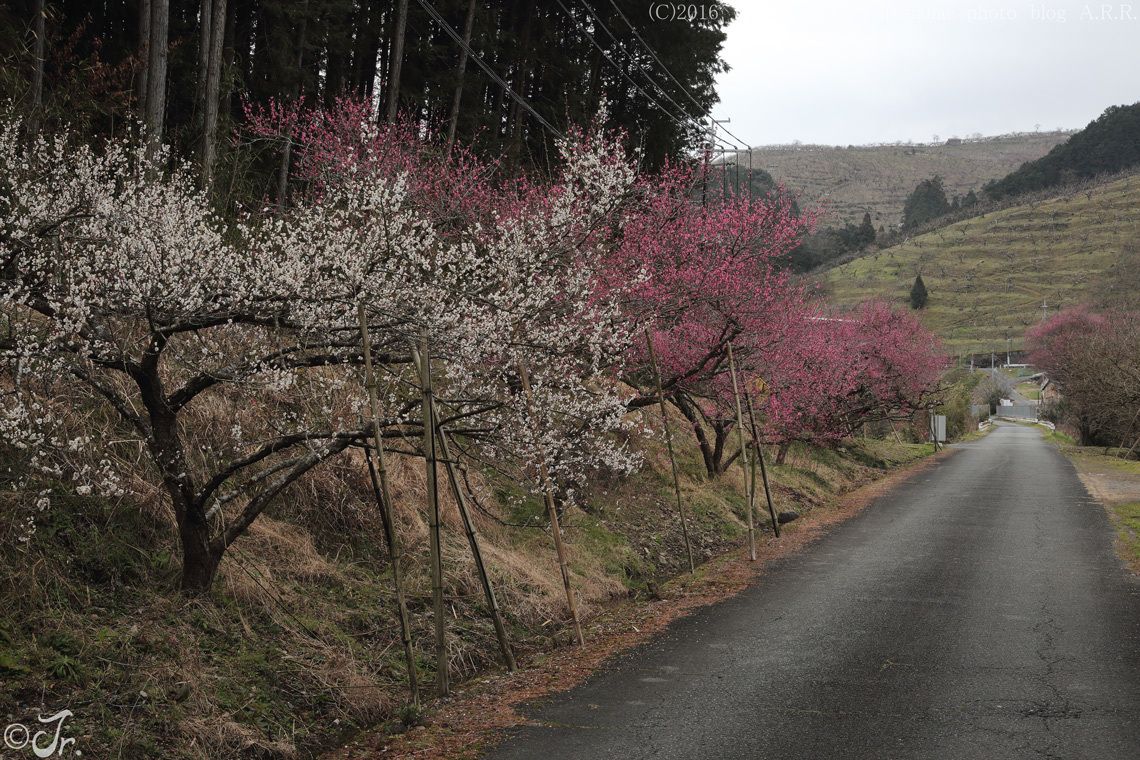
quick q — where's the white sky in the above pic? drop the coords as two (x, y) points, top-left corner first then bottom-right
(712, 0), (1140, 146)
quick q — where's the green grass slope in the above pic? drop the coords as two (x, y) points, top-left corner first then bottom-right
(0, 416), (931, 759)
(822, 174), (1140, 353)
(741, 132), (1072, 226)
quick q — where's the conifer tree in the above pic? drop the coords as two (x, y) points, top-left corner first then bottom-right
(910, 274), (929, 309)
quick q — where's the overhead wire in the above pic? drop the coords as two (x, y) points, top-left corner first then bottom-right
(416, 0), (747, 163)
(573, 0), (730, 144)
(600, 0), (752, 150)
(413, 0), (566, 141)
(553, 0), (743, 153)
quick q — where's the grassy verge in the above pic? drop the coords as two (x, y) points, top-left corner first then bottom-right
(330, 438), (941, 760)
(1045, 439), (1140, 572)
(958, 424), (996, 443)
(1016, 383), (1041, 400)
(0, 434), (933, 760)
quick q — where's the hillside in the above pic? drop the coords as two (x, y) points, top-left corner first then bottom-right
(732, 132), (1072, 226)
(0, 411), (931, 759)
(822, 173), (1140, 353)
(986, 102), (1140, 200)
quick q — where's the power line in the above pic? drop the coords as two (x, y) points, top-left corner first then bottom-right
(573, 0), (728, 142)
(600, 0), (752, 150)
(553, 0), (741, 152)
(413, 0), (565, 141)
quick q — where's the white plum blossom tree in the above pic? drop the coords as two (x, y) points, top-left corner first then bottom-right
(0, 111), (645, 592)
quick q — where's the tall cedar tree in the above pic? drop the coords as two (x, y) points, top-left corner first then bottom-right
(910, 274), (929, 309)
(985, 102), (1140, 200)
(3, 0), (736, 180)
(858, 211), (876, 246)
(902, 176), (950, 231)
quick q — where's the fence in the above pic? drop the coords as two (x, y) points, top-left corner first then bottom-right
(995, 405), (1038, 420)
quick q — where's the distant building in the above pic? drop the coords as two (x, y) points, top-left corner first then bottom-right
(944, 137), (962, 146)
(1041, 377), (1061, 404)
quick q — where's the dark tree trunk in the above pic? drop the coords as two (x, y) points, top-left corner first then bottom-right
(351, 1), (381, 97)
(275, 4), (307, 207)
(30, 0), (45, 134)
(445, 0), (477, 151)
(385, 0), (408, 123)
(776, 442), (791, 465)
(136, 0), (151, 115)
(178, 500), (221, 592)
(193, 0), (213, 129)
(199, 0), (228, 184)
(672, 391), (735, 478)
(144, 0), (169, 154)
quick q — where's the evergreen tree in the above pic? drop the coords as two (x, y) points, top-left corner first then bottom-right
(3, 0), (737, 178)
(858, 211), (876, 246)
(962, 189), (979, 208)
(985, 102), (1140, 200)
(910, 274), (929, 309)
(902, 176), (950, 231)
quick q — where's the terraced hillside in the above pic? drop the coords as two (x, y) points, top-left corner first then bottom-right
(735, 132), (1072, 226)
(821, 174), (1140, 354)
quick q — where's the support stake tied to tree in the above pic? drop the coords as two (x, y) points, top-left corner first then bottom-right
(357, 303), (419, 706)
(727, 343), (756, 561)
(645, 330), (696, 574)
(518, 360), (584, 646)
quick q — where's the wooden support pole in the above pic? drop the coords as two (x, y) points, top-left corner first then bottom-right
(436, 422), (517, 671)
(412, 339), (448, 696)
(645, 331), (695, 574)
(726, 343), (756, 560)
(518, 361), (584, 646)
(746, 390), (780, 539)
(356, 304), (419, 706)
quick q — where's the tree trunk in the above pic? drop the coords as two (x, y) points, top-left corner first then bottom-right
(776, 441), (791, 465)
(193, 0), (213, 130)
(275, 5), (307, 206)
(414, 338), (449, 696)
(30, 0), (44, 134)
(136, 0), (151, 115)
(178, 503), (221, 592)
(199, 0), (228, 184)
(445, 0), (478, 151)
(385, 0), (409, 123)
(144, 0), (170, 156)
(672, 391), (718, 478)
(505, 3), (533, 163)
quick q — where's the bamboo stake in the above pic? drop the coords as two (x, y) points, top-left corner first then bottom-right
(726, 343), (756, 560)
(356, 304), (419, 706)
(436, 421), (517, 671)
(645, 331), (695, 574)
(889, 419), (904, 445)
(746, 389), (780, 539)
(518, 361), (584, 646)
(749, 450), (760, 539)
(1116, 406), (1140, 459)
(412, 338), (448, 696)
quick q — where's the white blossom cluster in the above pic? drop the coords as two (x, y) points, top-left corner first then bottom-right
(0, 111), (647, 554)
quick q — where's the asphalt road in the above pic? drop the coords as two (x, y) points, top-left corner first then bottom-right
(986, 367), (1037, 406)
(484, 423), (1140, 759)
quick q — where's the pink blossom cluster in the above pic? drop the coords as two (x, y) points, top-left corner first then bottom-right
(0, 98), (944, 582)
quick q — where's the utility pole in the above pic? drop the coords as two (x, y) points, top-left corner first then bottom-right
(1042, 298), (1048, 322)
(703, 118), (731, 205)
(747, 146), (753, 202)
